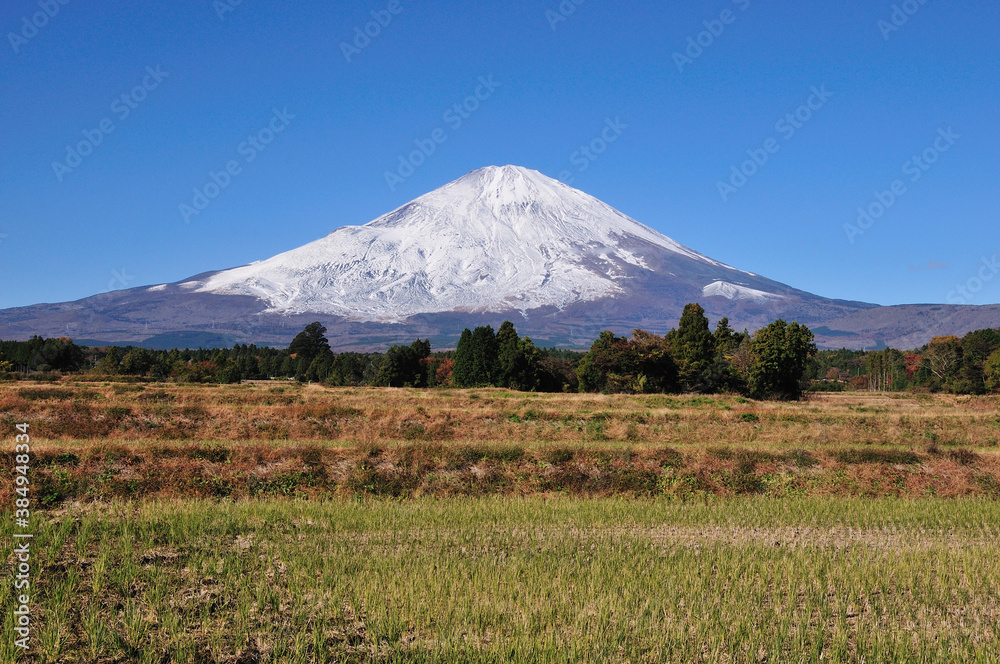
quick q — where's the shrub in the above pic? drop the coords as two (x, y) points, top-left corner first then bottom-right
(833, 449), (920, 465)
(458, 446), (525, 465)
(785, 450), (818, 468)
(546, 448), (575, 464)
(18, 388), (75, 401)
(650, 447), (685, 468)
(948, 449), (979, 466)
(105, 406), (132, 420)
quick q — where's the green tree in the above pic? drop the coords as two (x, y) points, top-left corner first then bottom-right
(464, 325), (499, 386)
(746, 320), (816, 400)
(288, 322), (331, 367)
(629, 329), (679, 393)
(327, 353), (370, 386)
(577, 330), (677, 394)
(713, 317), (741, 355)
(577, 331), (627, 393)
(710, 317), (747, 392)
(496, 321), (520, 386)
(33, 337), (86, 372)
(121, 348), (156, 376)
(958, 328), (1000, 393)
(217, 360), (244, 384)
(150, 357), (173, 382)
(512, 337), (543, 391)
(95, 346), (124, 374)
(375, 339), (431, 387)
(295, 355), (310, 381)
(985, 349), (1000, 392)
(305, 352), (334, 383)
(668, 303), (716, 392)
(729, 335), (753, 385)
(452, 328), (475, 387)
(496, 321), (542, 390)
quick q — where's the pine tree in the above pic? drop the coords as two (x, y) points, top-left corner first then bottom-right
(96, 346), (124, 374)
(469, 325), (499, 386)
(668, 303), (716, 392)
(375, 339), (431, 387)
(497, 321), (541, 389)
(288, 322), (331, 367)
(452, 328), (474, 387)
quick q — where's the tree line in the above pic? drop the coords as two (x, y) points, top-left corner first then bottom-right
(806, 328), (1000, 395)
(5, 303), (999, 398)
(573, 304), (816, 399)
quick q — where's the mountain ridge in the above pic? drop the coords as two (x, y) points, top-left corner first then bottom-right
(184, 165), (752, 321)
(0, 165), (994, 350)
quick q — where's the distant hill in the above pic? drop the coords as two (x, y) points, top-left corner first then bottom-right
(74, 331), (240, 350)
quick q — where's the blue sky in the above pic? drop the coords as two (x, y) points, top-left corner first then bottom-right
(1, 0), (998, 310)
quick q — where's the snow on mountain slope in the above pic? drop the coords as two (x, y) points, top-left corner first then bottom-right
(702, 280), (785, 304)
(192, 165), (753, 322)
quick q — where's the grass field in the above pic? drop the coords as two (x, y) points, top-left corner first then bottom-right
(3, 497), (999, 663)
(2, 381), (999, 662)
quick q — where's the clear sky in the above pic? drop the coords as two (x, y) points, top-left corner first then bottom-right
(1, 0), (998, 310)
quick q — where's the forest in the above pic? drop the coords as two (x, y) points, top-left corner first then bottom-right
(2, 302), (999, 399)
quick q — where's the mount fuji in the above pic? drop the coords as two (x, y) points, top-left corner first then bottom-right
(2, 166), (996, 350)
(190, 165), (792, 321)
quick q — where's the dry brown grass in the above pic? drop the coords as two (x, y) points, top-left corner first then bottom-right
(4, 381), (999, 450)
(2, 380), (999, 504)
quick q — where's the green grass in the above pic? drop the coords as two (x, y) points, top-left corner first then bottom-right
(3, 496), (999, 662)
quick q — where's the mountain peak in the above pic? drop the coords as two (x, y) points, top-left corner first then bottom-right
(188, 166), (744, 322)
(466, 164), (545, 179)
(440, 164), (564, 208)
(2, 165), (893, 349)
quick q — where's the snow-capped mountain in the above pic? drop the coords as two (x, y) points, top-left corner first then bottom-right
(184, 166), (746, 321)
(14, 164), (990, 351)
